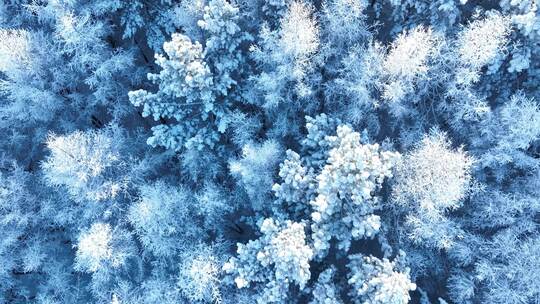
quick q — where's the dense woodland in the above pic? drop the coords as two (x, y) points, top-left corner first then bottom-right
(0, 0), (539, 303)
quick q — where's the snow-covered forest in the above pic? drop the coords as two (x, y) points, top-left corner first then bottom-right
(1, 0), (539, 303)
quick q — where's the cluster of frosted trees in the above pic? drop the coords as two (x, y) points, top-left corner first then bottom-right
(1, 0), (539, 303)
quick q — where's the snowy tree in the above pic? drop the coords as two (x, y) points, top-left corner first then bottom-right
(249, 1), (321, 138)
(194, 183), (235, 234)
(197, 0), (252, 95)
(300, 114), (341, 168)
(128, 32), (215, 151)
(0, 29), (31, 77)
(230, 140), (283, 211)
(320, 0), (369, 51)
(474, 93), (540, 182)
(178, 244), (224, 304)
(454, 12), (511, 86)
(310, 125), (400, 256)
(391, 131), (474, 249)
(129, 0), (250, 152)
(333, 43), (385, 125)
(381, 26), (442, 107)
(347, 252), (416, 304)
(224, 218), (313, 303)
(309, 266), (343, 304)
(497, 93), (540, 150)
(41, 127), (128, 203)
(0, 29), (63, 123)
(254, 0), (320, 102)
(272, 150), (316, 218)
(447, 231), (540, 304)
(270, 118), (401, 257)
(74, 222), (132, 273)
(387, 0), (466, 33)
(128, 181), (205, 257)
(0, 161), (42, 302)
